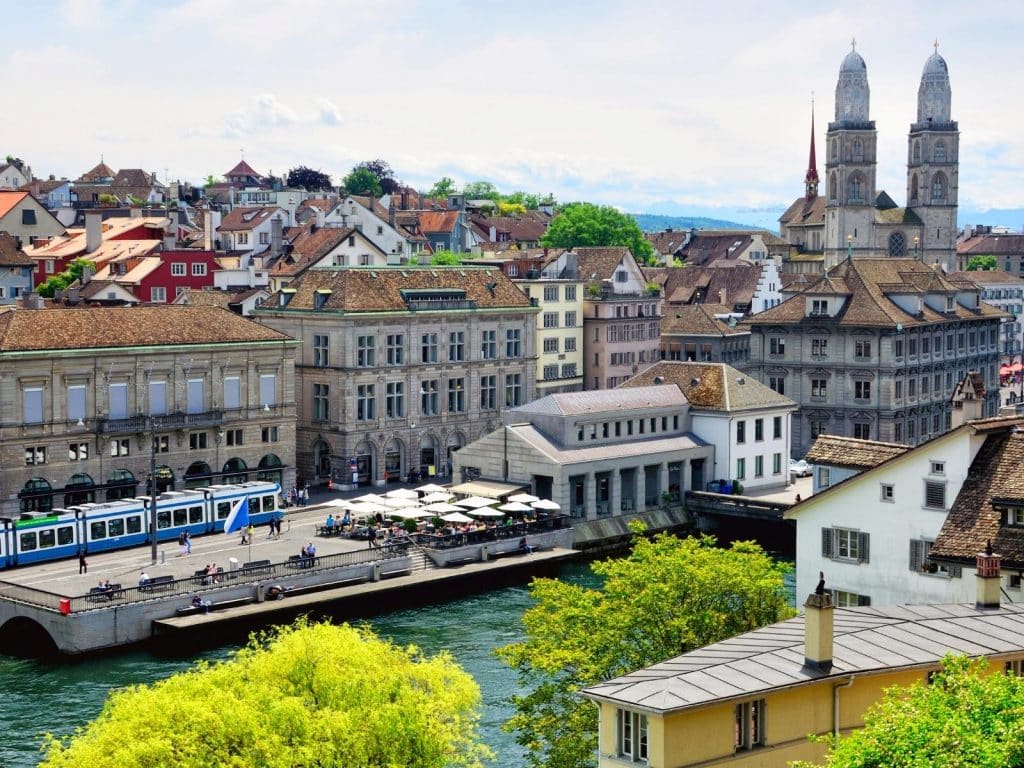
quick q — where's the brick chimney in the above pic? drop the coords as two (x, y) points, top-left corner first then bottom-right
(804, 572), (833, 672)
(719, 288), (727, 306)
(976, 542), (1001, 609)
(85, 211), (103, 254)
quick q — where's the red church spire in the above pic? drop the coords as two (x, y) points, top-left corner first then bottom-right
(805, 97), (819, 198)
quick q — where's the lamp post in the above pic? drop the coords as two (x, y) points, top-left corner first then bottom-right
(149, 417), (159, 565)
(914, 235), (920, 260)
(846, 234), (852, 261)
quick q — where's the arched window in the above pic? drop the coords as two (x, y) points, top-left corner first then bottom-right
(912, 140), (921, 164)
(830, 139), (838, 163)
(106, 469), (137, 500)
(828, 172), (837, 201)
(222, 457), (248, 485)
(64, 472), (95, 507)
(184, 461), (212, 489)
(934, 140), (947, 162)
(931, 172), (947, 202)
(847, 173), (864, 203)
(911, 174), (919, 202)
(888, 232), (906, 257)
(257, 454), (283, 484)
(852, 139), (863, 161)
(20, 477), (53, 514)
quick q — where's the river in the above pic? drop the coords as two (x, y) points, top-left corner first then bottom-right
(0, 561), (598, 768)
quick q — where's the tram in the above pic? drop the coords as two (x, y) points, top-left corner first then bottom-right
(0, 481), (281, 568)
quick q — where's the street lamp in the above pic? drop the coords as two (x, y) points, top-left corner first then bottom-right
(846, 234), (852, 261)
(914, 235), (920, 260)
(148, 417), (159, 565)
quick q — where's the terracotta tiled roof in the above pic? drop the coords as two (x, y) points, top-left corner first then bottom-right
(469, 212), (549, 243)
(647, 264), (762, 310)
(805, 434), (909, 469)
(930, 428), (1024, 566)
(218, 206), (283, 232)
(958, 234), (1024, 256)
(0, 190), (30, 218)
(78, 162), (116, 182)
(19, 178), (69, 195)
(949, 270), (1024, 285)
(264, 266), (534, 312)
(661, 304), (747, 336)
(0, 233), (34, 266)
(675, 232), (755, 266)
(225, 160), (262, 179)
(574, 247), (633, 282)
(112, 169), (158, 189)
(348, 195), (391, 221)
(0, 305), (292, 352)
(418, 211), (460, 234)
(746, 258), (1006, 329)
(874, 206), (922, 226)
(623, 361), (795, 411)
(268, 227), (364, 278)
(779, 194), (826, 227)
(645, 230), (691, 255)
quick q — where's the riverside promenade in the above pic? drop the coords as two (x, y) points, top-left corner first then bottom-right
(0, 500), (576, 657)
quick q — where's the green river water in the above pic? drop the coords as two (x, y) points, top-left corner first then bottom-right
(0, 561), (598, 768)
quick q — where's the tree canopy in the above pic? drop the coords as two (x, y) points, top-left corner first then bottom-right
(40, 620), (489, 768)
(795, 655), (1024, 768)
(342, 159), (400, 196)
(462, 181), (500, 202)
(37, 258), (95, 299)
(427, 176), (457, 199)
(497, 528), (793, 768)
(540, 202), (655, 263)
(966, 254), (997, 271)
(286, 166), (332, 192)
(429, 250), (464, 265)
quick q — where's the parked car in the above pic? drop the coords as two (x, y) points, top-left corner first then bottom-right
(788, 459), (813, 477)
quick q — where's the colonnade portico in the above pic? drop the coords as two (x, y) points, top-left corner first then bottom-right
(571, 458), (695, 521)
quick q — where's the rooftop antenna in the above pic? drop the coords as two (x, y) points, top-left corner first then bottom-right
(850, 36), (856, 51)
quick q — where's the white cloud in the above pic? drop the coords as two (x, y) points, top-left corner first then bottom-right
(317, 99), (343, 126)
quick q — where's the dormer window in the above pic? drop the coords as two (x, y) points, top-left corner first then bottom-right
(945, 296), (954, 312)
(1006, 507), (1024, 527)
(313, 289), (331, 310)
(811, 299), (828, 316)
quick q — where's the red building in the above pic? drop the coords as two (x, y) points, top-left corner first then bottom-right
(92, 250), (222, 303)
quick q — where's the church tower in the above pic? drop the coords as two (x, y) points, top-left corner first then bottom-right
(907, 44), (958, 272)
(805, 101), (819, 198)
(824, 41), (878, 269)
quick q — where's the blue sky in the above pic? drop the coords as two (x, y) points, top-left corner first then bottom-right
(6, 1), (1024, 227)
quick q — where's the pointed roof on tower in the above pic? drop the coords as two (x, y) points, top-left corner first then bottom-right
(805, 100), (819, 197)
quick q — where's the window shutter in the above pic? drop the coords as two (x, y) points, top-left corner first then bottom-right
(149, 380), (167, 416)
(909, 539), (925, 572)
(260, 374), (276, 407)
(948, 563), (962, 578)
(925, 481), (946, 510)
(187, 379), (204, 415)
(858, 532), (870, 563)
(109, 383), (128, 420)
(857, 594), (872, 607)
(67, 385), (86, 422)
(23, 387), (43, 424)
(224, 377), (240, 410)
(821, 527), (834, 559)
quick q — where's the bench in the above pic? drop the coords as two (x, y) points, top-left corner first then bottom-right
(445, 556), (478, 568)
(274, 575), (367, 598)
(241, 559), (273, 575)
(175, 596), (251, 617)
(139, 575), (175, 592)
(316, 525), (337, 537)
(488, 548), (529, 561)
(192, 567), (224, 586)
(86, 583), (123, 602)
(285, 554), (316, 569)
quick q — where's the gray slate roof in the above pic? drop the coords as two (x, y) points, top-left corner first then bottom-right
(581, 602), (1024, 714)
(509, 385), (689, 418)
(510, 424), (708, 465)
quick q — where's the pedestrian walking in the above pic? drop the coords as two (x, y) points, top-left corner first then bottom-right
(184, 531), (191, 555)
(78, 552), (87, 574)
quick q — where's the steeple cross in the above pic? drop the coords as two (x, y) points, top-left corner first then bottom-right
(850, 37), (856, 51)
(933, 39), (939, 53)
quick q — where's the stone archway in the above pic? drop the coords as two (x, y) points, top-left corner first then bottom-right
(0, 616), (58, 658)
(383, 438), (405, 484)
(222, 458), (247, 485)
(354, 440), (375, 487)
(419, 434), (440, 477)
(445, 431), (466, 478)
(312, 439), (332, 481)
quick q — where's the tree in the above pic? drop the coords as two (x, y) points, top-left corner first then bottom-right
(794, 655), (1024, 768)
(37, 258), (94, 298)
(540, 202), (655, 264)
(202, 174), (219, 189)
(462, 181), (500, 201)
(286, 166), (333, 192)
(351, 159), (400, 194)
(497, 528), (793, 768)
(967, 254), (997, 271)
(428, 176), (457, 199)
(40, 620), (490, 768)
(341, 167), (382, 197)
(429, 250), (462, 265)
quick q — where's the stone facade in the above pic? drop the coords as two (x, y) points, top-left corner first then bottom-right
(255, 266), (538, 488)
(2, 305), (298, 518)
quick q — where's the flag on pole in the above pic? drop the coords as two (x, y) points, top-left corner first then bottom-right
(224, 496), (249, 535)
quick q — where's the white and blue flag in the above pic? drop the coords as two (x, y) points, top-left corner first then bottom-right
(224, 496), (249, 534)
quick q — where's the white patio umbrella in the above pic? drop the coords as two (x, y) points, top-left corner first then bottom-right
(456, 495), (499, 509)
(353, 493), (385, 504)
(421, 491), (454, 503)
(531, 499), (561, 511)
(424, 501), (465, 514)
(380, 496), (417, 509)
(467, 507), (504, 518)
(498, 501), (533, 513)
(440, 511), (475, 524)
(325, 497), (351, 508)
(416, 483), (449, 494)
(508, 493), (540, 504)
(346, 501), (384, 519)
(388, 507), (432, 520)
(385, 487), (419, 500)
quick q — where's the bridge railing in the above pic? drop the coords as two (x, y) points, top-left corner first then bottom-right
(684, 491), (793, 520)
(415, 516), (572, 550)
(0, 581), (66, 611)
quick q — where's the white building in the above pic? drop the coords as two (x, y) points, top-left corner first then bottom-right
(323, 195), (410, 261)
(949, 269), (1024, 364)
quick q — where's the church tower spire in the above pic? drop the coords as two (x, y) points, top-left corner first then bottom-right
(805, 98), (819, 198)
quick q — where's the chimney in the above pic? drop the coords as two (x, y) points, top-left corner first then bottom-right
(803, 573), (834, 672)
(81, 265), (94, 285)
(271, 216), (283, 258)
(976, 543), (1001, 609)
(315, 208), (325, 229)
(401, 190), (409, 210)
(21, 291), (42, 309)
(163, 235), (175, 251)
(130, 207), (142, 219)
(368, 194), (376, 216)
(719, 288), (727, 305)
(389, 203), (396, 228)
(85, 211), (103, 254)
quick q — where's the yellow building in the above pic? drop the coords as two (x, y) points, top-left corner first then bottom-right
(515, 268), (584, 396)
(581, 554), (1024, 767)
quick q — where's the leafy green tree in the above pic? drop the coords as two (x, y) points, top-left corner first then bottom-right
(498, 528), (793, 768)
(967, 254), (997, 271)
(286, 166), (333, 192)
(203, 174), (219, 189)
(430, 250), (462, 265)
(37, 258), (94, 298)
(427, 176), (457, 199)
(540, 202), (655, 263)
(342, 166), (383, 197)
(462, 181), (500, 201)
(40, 620), (489, 768)
(794, 655), (1024, 768)
(354, 159), (400, 194)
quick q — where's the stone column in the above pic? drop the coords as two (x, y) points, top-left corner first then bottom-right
(680, 458), (690, 493)
(660, 463), (670, 503)
(633, 467), (643, 512)
(585, 471), (597, 521)
(611, 468), (622, 517)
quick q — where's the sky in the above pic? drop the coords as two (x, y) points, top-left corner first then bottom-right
(6, 0), (1024, 228)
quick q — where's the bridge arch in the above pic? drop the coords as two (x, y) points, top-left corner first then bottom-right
(0, 615), (58, 659)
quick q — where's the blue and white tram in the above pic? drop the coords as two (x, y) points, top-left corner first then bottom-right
(0, 481), (281, 568)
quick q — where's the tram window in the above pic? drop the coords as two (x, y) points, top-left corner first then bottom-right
(90, 521), (106, 540)
(127, 516), (142, 534)
(173, 508), (187, 527)
(188, 506), (203, 524)
(157, 510), (171, 529)
(262, 495), (275, 512)
(57, 527), (74, 546)
(39, 529), (56, 548)
(217, 502), (230, 520)
(108, 519), (124, 537)
(19, 532), (36, 551)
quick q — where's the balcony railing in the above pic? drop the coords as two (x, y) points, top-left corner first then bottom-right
(97, 409), (224, 435)
(405, 299), (478, 311)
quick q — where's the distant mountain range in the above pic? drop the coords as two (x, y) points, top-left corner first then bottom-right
(630, 213), (758, 233)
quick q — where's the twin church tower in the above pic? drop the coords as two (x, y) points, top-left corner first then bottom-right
(794, 43), (958, 272)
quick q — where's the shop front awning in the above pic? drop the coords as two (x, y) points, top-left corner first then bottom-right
(448, 479), (528, 500)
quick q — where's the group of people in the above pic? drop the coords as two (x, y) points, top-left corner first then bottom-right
(286, 486), (311, 507)
(177, 531), (192, 556)
(267, 514), (283, 539)
(300, 542), (317, 560)
(239, 524), (255, 545)
(201, 563), (221, 585)
(323, 512), (353, 534)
